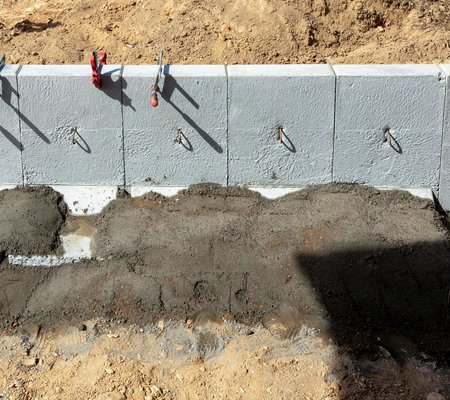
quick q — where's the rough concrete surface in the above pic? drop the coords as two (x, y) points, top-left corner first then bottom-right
(0, 186), (67, 256)
(122, 65), (227, 186)
(439, 64), (450, 210)
(0, 64), (22, 185)
(18, 65), (125, 185)
(333, 65), (446, 189)
(228, 65), (335, 186)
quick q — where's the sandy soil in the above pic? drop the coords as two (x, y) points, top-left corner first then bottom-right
(0, 184), (450, 399)
(0, 0), (449, 65)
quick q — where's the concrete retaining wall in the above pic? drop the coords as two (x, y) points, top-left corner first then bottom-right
(1, 63), (450, 207)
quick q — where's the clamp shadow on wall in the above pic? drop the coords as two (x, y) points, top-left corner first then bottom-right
(1, 75), (50, 147)
(102, 68), (135, 111)
(1, 76), (50, 144)
(3, 69), (134, 153)
(161, 65), (223, 154)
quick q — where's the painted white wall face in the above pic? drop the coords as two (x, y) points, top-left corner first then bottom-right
(122, 65), (228, 186)
(439, 64), (450, 210)
(333, 65), (446, 190)
(227, 65), (335, 186)
(18, 65), (124, 185)
(0, 65), (22, 184)
(0, 63), (449, 207)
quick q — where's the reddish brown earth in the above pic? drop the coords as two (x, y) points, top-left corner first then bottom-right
(0, 0), (449, 65)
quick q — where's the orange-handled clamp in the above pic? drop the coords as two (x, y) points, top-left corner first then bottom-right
(151, 49), (163, 107)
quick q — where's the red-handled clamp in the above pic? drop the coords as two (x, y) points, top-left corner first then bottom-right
(151, 49), (163, 107)
(90, 51), (107, 88)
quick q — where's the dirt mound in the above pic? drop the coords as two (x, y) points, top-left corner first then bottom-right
(0, 187), (67, 256)
(0, 0), (449, 65)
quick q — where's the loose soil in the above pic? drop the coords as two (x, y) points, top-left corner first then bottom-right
(0, 184), (450, 399)
(0, 186), (67, 257)
(0, 0), (449, 65)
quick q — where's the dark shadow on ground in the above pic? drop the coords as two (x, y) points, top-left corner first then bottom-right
(296, 240), (450, 398)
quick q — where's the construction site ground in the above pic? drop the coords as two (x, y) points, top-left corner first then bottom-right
(1, 0), (450, 398)
(0, 184), (450, 399)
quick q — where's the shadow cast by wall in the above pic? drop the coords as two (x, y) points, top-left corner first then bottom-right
(296, 241), (450, 364)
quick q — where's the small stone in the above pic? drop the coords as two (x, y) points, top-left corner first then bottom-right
(105, 367), (115, 375)
(107, 333), (120, 339)
(22, 357), (38, 367)
(139, 328), (144, 333)
(97, 393), (126, 400)
(427, 393), (445, 400)
(55, 387), (63, 394)
(150, 385), (162, 396)
(78, 324), (87, 331)
(157, 320), (164, 330)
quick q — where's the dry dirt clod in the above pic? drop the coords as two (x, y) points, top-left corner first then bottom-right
(98, 393), (126, 400)
(157, 320), (165, 330)
(105, 367), (115, 374)
(149, 385), (163, 397)
(427, 393), (445, 400)
(21, 357), (38, 367)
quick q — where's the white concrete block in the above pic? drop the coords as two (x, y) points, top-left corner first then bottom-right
(122, 65), (227, 186)
(0, 65), (23, 184)
(333, 64), (446, 188)
(438, 64), (450, 210)
(248, 187), (305, 199)
(129, 185), (186, 198)
(19, 65), (125, 185)
(227, 65), (335, 186)
(49, 185), (118, 215)
(8, 232), (93, 267)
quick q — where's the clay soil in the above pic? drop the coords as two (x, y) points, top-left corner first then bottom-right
(0, 0), (449, 65)
(1, 184), (450, 399)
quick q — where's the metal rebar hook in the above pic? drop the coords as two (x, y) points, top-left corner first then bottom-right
(71, 127), (78, 145)
(384, 127), (392, 146)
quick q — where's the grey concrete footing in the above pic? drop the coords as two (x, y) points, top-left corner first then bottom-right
(1, 63), (450, 208)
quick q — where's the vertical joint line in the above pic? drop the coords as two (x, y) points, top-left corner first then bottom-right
(225, 65), (230, 187)
(330, 64), (337, 182)
(120, 65), (126, 188)
(15, 65), (25, 187)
